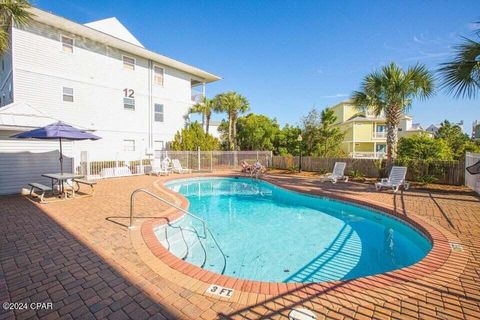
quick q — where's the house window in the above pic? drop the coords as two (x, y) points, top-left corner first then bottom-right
(63, 87), (74, 102)
(154, 104), (164, 122)
(376, 144), (386, 153)
(154, 66), (164, 86)
(61, 36), (74, 53)
(123, 55), (135, 70)
(123, 97), (135, 110)
(123, 139), (135, 151)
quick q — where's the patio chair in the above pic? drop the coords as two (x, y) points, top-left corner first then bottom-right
(325, 162), (349, 183)
(241, 160), (253, 173)
(375, 166), (410, 193)
(150, 159), (170, 176)
(172, 159), (192, 174)
(251, 161), (266, 178)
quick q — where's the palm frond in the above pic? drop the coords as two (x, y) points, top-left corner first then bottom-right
(0, 0), (33, 54)
(1, 0), (33, 26)
(439, 37), (480, 99)
(406, 63), (435, 100)
(0, 29), (8, 54)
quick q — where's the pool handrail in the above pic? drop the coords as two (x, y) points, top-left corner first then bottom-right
(129, 188), (227, 274)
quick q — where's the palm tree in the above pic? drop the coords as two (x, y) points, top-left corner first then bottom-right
(439, 25), (480, 99)
(189, 96), (216, 134)
(351, 62), (434, 160)
(214, 91), (250, 150)
(0, 0), (33, 54)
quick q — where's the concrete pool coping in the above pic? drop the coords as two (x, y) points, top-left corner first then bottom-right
(134, 173), (468, 303)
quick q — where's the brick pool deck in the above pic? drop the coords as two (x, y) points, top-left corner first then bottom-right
(1, 171), (479, 319)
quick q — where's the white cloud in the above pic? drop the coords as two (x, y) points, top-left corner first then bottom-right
(413, 36), (426, 44)
(318, 93), (348, 99)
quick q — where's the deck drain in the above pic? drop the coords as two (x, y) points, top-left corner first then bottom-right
(449, 242), (463, 252)
(289, 308), (316, 320)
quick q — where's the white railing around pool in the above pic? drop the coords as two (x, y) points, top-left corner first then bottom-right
(75, 150), (273, 180)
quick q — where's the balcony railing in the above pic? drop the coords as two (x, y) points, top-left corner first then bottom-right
(350, 152), (386, 159)
(373, 131), (386, 139)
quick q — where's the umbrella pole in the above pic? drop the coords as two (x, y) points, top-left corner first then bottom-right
(59, 137), (64, 174)
(59, 137), (64, 197)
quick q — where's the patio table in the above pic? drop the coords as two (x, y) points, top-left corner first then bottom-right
(42, 173), (84, 199)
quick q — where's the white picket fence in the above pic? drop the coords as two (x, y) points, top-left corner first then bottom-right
(465, 152), (480, 195)
(75, 150), (273, 180)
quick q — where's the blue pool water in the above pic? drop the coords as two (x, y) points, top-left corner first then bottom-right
(157, 177), (432, 283)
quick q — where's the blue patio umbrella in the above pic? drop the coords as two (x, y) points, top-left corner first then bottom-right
(11, 121), (101, 174)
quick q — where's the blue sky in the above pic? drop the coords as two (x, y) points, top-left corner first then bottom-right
(35, 0), (479, 133)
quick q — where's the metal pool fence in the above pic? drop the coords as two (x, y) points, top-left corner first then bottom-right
(75, 150), (273, 180)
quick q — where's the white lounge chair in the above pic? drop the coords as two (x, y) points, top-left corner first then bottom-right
(375, 166), (410, 193)
(151, 159), (170, 176)
(172, 159), (192, 174)
(326, 162), (348, 183)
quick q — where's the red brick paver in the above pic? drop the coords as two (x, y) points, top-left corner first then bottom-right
(1, 172), (479, 319)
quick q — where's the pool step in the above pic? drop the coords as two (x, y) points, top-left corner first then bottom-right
(158, 220), (225, 274)
(159, 224), (204, 262)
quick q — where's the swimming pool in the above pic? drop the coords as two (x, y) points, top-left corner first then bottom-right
(156, 177), (432, 283)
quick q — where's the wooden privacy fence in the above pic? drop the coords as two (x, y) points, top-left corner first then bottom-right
(270, 156), (465, 185)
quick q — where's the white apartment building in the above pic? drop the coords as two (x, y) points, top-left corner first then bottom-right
(0, 7), (220, 194)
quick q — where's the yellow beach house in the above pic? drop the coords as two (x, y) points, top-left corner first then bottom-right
(331, 101), (426, 159)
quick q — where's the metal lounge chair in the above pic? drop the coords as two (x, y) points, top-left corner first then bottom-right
(172, 159), (192, 174)
(326, 162), (348, 183)
(375, 166), (410, 193)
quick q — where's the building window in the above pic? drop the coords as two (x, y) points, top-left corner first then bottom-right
(61, 36), (74, 53)
(123, 55), (135, 70)
(154, 104), (164, 122)
(123, 97), (135, 110)
(376, 144), (386, 153)
(63, 87), (74, 102)
(154, 65), (164, 86)
(1, 59), (4, 71)
(123, 139), (135, 151)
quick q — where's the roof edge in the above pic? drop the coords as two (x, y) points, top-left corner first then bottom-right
(27, 7), (222, 83)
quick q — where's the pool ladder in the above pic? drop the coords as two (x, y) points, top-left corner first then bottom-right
(129, 188), (227, 274)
